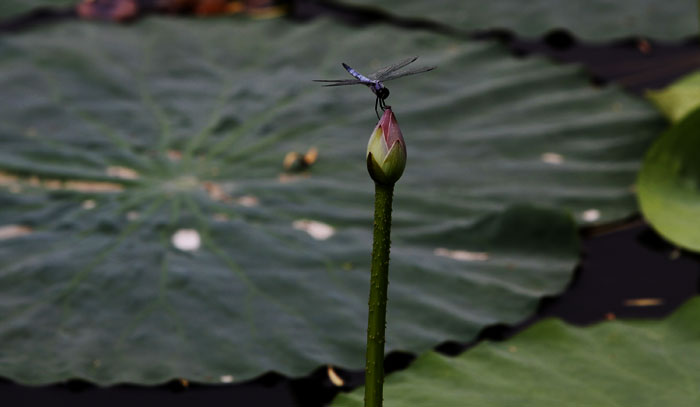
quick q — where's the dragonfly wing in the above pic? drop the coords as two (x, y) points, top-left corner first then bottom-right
(313, 79), (366, 87)
(379, 65), (437, 82)
(370, 56), (418, 80)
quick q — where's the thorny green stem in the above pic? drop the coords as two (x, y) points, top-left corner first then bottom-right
(364, 181), (394, 407)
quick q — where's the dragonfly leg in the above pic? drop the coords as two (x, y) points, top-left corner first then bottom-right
(374, 97), (380, 119)
(379, 97), (390, 112)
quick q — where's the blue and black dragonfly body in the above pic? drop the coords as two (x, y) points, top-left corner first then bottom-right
(314, 56), (436, 118)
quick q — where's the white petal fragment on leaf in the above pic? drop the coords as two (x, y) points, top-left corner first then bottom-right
(106, 166), (139, 180)
(82, 199), (96, 210)
(541, 152), (564, 165)
(171, 229), (201, 252)
(235, 195), (259, 207)
(581, 209), (601, 222)
(327, 365), (345, 386)
(293, 220), (335, 240)
(434, 248), (489, 262)
(213, 213), (229, 222)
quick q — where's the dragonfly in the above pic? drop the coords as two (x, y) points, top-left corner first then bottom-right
(314, 56), (436, 118)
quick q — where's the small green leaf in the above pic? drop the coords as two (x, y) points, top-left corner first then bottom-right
(334, 296), (700, 407)
(637, 108), (700, 251)
(647, 71), (700, 123)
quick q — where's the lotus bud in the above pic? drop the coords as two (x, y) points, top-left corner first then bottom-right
(366, 108), (407, 185)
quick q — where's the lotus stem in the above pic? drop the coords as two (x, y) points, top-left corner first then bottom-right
(364, 181), (394, 407)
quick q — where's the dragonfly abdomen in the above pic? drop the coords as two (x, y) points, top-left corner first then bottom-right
(342, 62), (374, 84)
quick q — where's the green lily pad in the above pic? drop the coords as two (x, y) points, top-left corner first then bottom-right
(0, 18), (662, 384)
(637, 108), (700, 251)
(647, 71), (700, 123)
(336, 0), (697, 41)
(334, 296), (700, 406)
(0, 1), (74, 20)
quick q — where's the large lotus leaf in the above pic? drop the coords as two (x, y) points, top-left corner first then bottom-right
(335, 0), (697, 41)
(0, 1), (74, 20)
(0, 18), (662, 385)
(637, 108), (700, 252)
(334, 296), (700, 406)
(647, 71), (700, 123)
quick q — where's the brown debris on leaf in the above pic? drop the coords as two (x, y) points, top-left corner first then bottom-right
(623, 298), (664, 307)
(203, 181), (231, 202)
(0, 171), (124, 193)
(202, 181), (258, 207)
(0, 225), (33, 241)
(283, 147), (318, 173)
(76, 0), (286, 21)
(77, 0), (140, 22)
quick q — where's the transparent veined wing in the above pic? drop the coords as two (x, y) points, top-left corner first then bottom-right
(370, 56), (418, 81)
(379, 65), (437, 82)
(312, 79), (367, 87)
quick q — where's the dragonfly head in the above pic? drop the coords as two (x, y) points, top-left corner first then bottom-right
(376, 87), (390, 100)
